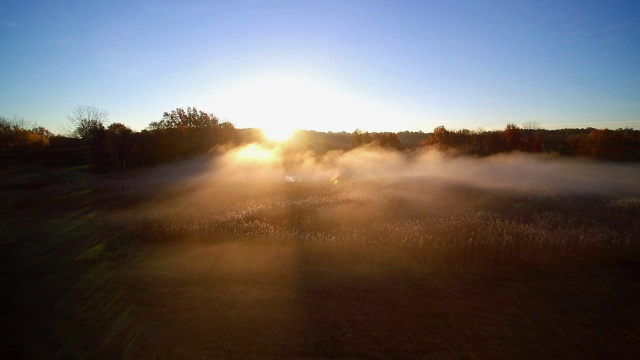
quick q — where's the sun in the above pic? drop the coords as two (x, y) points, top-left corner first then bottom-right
(211, 74), (337, 133)
(211, 72), (408, 135)
(262, 126), (296, 142)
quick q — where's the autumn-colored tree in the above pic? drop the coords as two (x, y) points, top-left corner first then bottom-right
(372, 132), (402, 149)
(502, 123), (521, 151)
(425, 126), (451, 150)
(351, 129), (373, 147)
(419, 125), (639, 160)
(0, 116), (50, 150)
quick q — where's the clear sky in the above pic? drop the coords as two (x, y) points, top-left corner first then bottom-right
(1, 0), (639, 134)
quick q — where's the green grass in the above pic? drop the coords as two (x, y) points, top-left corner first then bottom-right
(2, 163), (639, 358)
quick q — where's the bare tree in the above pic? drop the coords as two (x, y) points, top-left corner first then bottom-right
(68, 105), (109, 139)
(522, 120), (541, 131)
(68, 106), (109, 167)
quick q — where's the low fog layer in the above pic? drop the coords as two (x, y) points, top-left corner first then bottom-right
(186, 144), (640, 196)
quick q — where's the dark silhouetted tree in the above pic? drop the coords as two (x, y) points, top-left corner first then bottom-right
(142, 107), (237, 163)
(68, 106), (109, 168)
(149, 107), (219, 131)
(106, 123), (133, 170)
(69, 106), (109, 139)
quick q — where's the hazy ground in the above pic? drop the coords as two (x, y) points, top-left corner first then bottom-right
(2, 147), (640, 359)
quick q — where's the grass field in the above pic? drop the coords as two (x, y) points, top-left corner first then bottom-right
(2, 150), (640, 358)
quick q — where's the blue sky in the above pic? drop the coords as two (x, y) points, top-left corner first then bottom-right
(1, 0), (639, 133)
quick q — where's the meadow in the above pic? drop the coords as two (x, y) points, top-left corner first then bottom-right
(2, 146), (639, 358)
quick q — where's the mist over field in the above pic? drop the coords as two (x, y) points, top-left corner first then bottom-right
(126, 144), (640, 255)
(121, 144), (640, 278)
(147, 143), (640, 195)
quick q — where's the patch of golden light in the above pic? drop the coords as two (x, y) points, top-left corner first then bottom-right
(262, 126), (296, 142)
(234, 143), (276, 162)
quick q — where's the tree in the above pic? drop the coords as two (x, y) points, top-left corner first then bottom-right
(425, 125), (451, 150)
(148, 107), (219, 131)
(68, 105), (109, 139)
(351, 129), (375, 147)
(522, 121), (541, 131)
(68, 106), (109, 167)
(0, 115), (50, 150)
(106, 123), (133, 170)
(352, 129), (364, 147)
(143, 107), (236, 162)
(31, 126), (53, 139)
(502, 123), (521, 151)
(372, 132), (402, 149)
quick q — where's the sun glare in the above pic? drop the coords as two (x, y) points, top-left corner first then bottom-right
(234, 143), (276, 162)
(262, 126), (296, 142)
(210, 73), (410, 134)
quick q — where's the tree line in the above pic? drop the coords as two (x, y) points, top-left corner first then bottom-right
(1, 106), (240, 170)
(1, 107), (639, 171)
(422, 124), (640, 161)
